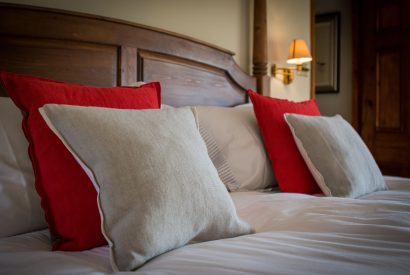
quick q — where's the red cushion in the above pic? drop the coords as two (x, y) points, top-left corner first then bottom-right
(248, 90), (321, 194)
(0, 71), (161, 251)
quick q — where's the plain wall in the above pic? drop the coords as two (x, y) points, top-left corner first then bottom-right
(266, 0), (312, 101)
(1, 0), (250, 72)
(315, 0), (352, 121)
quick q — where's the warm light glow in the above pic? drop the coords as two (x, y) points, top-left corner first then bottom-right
(286, 39), (312, 65)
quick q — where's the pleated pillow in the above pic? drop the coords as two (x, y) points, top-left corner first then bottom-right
(194, 105), (275, 191)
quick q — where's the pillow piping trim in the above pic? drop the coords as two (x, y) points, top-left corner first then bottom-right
(284, 113), (332, 196)
(39, 106), (119, 271)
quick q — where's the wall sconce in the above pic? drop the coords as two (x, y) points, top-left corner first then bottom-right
(271, 39), (312, 85)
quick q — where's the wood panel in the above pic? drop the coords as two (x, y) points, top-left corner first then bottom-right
(377, 0), (401, 31)
(355, 0), (410, 177)
(120, 47), (137, 85)
(139, 50), (245, 107)
(0, 3), (255, 106)
(0, 36), (118, 87)
(376, 50), (401, 130)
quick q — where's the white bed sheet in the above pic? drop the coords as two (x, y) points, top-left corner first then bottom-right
(1, 177), (410, 275)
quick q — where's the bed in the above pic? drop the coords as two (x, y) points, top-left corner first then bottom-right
(1, 177), (410, 275)
(1, 3), (410, 275)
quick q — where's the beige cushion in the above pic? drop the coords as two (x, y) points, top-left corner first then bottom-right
(285, 114), (386, 198)
(194, 105), (275, 191)
(40, 105), (252, 271)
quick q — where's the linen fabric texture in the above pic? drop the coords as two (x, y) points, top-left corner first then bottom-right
(248, 90), (321, 194)
(0, 71), (161, 251)
(0, 98), (46, 237)
(40, 105), (252, 271)
(285, 114), (387, 198)
(194, 105), (275, 191)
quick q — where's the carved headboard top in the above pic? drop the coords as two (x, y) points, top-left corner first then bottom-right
(0, 3), (255, 107)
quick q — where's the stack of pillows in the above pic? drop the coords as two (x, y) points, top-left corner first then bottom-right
(0, 71), (386, 271)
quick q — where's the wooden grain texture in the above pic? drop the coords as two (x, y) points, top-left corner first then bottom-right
(0, 3), (255, 106)
(352, 0), (360, 130)
(0, 36), (119, 86)
(376, 0), (401, 31)
(356, 0), (410, 177)
(120, 47), (137, 86)
(252, 0), (269, 96)
(140, 50), (245, 107)
(310, 0), (315, 99)
(376, 50), (401, 130)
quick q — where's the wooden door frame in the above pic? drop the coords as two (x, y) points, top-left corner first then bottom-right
(351, 0), (361, 131)
(310, 0), (316, 99)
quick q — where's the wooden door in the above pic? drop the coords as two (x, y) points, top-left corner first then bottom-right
(356, 0), (410, 177)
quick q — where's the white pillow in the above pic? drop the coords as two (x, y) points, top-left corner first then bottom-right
(285, 114), (387, 198)
(0, 97), (46, 237)
(194, 105), (275, 191)
(40, 105), (252, 271)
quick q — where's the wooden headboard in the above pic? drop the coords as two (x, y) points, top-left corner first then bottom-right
(0, 3), (256, 107)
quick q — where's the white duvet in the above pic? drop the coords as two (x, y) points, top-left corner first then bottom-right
(1, 177), (410, 275)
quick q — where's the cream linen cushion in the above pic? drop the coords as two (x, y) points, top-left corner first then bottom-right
(40, 105), (252, 271)
(0, 97), (46, 237)
(194, 105), (275, 191)
(285, 114), (386, 198)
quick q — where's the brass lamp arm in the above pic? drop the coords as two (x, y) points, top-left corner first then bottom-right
(271, 64), (294, 85)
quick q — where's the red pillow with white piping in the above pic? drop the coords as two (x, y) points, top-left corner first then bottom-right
(248, 90), (321, 194)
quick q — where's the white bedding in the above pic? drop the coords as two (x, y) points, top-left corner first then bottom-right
(1, 177), (410, 275)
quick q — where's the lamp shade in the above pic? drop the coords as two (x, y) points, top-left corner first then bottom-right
(286, 39), (312, 65)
